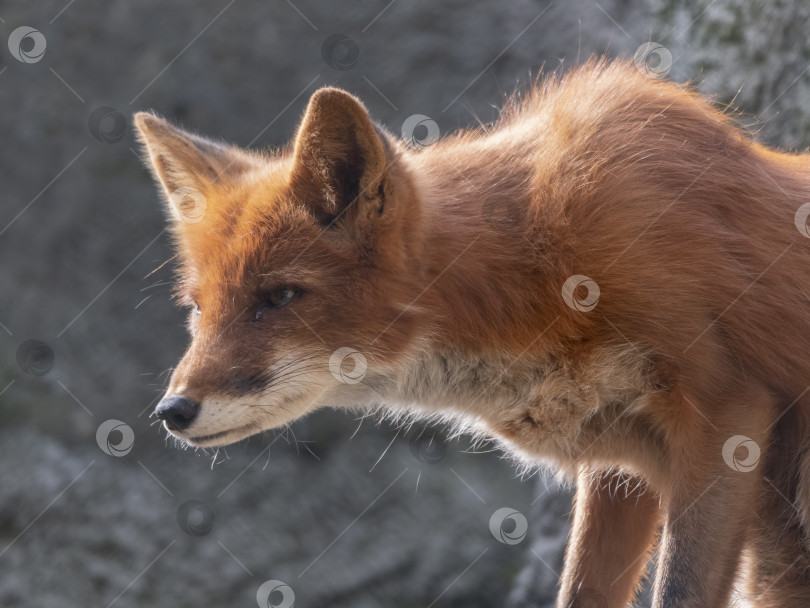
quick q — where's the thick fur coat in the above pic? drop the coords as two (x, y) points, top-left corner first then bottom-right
(136, 59), (810, 607)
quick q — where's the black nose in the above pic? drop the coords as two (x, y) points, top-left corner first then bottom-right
(155, 395), (199, 431)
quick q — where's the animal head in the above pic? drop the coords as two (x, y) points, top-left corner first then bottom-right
(135, 88), (424, 447)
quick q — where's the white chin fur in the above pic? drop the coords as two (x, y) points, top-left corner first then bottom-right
(170, 384), (335, 447)
(171, 421), (261, 448)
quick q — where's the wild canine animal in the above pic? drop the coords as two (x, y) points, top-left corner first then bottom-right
(135, 59), (810, 607)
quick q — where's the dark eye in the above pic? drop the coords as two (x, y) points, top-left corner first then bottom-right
(194, 305), (201, 316)
(255, 287), (300, 320)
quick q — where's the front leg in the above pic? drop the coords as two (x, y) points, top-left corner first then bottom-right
(652, 383), (777, 607)
(558, 468), (661, 608)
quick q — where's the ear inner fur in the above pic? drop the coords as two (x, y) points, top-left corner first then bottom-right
(133, 111), (255, 210)
(289, 87), (388, 223)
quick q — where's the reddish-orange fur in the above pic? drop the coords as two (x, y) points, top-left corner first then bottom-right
(136, 59), (810, 607)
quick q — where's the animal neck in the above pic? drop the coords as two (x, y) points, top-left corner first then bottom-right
(398, 134), (569, 356)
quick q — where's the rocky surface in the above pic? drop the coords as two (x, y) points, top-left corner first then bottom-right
(0, 422), (567, 607)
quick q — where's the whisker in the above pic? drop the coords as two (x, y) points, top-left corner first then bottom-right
(369, 427), (402, 473)
(349, 417), (364, 440)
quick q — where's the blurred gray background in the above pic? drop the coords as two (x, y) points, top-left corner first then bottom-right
(0, 1), (807, 606)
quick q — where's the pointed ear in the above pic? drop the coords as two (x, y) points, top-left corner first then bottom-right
(134, 112), (253, 222)
(290, 88), (389, 224)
